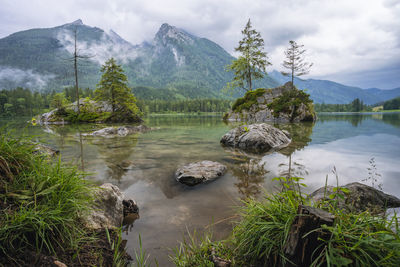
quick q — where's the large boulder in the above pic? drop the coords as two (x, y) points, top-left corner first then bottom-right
(224, 82), (316, 123)
(83, 125), (151, 137)
(220, 123), (291, 153)
(309, 182), (400, 213)
(82, 183), (138, 229)
(175, 161), (227, 186)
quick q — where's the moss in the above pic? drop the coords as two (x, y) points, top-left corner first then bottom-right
(267, 88), (314, 121)
(231, 88), (266, 113)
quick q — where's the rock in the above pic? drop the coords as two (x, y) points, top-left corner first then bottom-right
(83, 125), (152, 137)
(224, 82), (316, 123)
(309, 182), (400, 213)
(175, 161), (227, 186)
(82, 183), (138, 229)
(220, 123), (291, 153)
(54, 260), (68, 267)
(32, 143), (59, 157)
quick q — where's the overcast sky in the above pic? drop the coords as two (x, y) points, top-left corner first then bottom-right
(1, 0), (399, 89)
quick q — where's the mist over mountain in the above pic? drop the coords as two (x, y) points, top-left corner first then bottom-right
(0, 20), (399, 104)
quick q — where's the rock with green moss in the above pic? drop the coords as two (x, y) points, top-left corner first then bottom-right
(224, 82), (316, 123)
(39, 99), (142, 124)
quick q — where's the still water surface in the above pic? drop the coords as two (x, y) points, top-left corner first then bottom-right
(2, 112), (400, 266)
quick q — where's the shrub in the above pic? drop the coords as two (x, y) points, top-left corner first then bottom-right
(0, 133), (93, 256)
(231, 88), (266, 113)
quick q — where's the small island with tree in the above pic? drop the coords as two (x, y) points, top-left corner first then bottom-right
(39, 57), (142, 124)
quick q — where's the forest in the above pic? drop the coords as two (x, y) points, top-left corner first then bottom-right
(0, 87), (232, 117)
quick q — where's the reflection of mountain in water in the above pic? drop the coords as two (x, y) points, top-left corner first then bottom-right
(311, 113), (400, 145)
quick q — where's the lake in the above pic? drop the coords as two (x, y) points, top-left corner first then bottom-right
(1, 112), (400, 266)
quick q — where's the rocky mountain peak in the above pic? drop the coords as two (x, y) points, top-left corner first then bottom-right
(69, 19), (83, 26)
(154, 23), (195, 46)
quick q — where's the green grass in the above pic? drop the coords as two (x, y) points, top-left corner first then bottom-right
(0, 133), (93, 257)
(171, 177), (400, 266)
(231, 88), (266, 113)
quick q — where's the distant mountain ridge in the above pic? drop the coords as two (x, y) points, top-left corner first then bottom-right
(0, 19), (399, 104)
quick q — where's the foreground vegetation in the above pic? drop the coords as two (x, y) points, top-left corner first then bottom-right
(172, 176), (400, 266)
(0, 134), (129, 266)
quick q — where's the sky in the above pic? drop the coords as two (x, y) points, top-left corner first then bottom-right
(1, 0), (400, 89)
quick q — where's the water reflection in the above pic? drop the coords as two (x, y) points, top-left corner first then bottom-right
(231, 158), (268, 199)
(1, 113), (399, 267)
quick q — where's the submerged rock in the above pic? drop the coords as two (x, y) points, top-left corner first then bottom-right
(83, 125), (152, 137)
(82, 183), (138, 229)
(309, 182), (400, 213)
(220, 123), (291, 153)
(32, 143), (59, 157)
(175, 161), (227, 186)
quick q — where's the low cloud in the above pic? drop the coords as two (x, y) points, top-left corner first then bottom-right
(56, 28), (140, 65)
(0, 67), (55, 90)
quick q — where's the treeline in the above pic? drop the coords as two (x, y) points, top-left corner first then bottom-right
(0, 87), (93, 117)
(314, 98), (372, 112)
(0, 87), (232, 117)
(383, 97), (400, 110)
(136, 99), (232, 114)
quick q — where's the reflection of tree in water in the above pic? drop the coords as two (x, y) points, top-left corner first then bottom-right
(317, 114), (367, 127)
(276, 122), (314, 156)
(230, 156), (269, 199)
(91, 136), (139, 182)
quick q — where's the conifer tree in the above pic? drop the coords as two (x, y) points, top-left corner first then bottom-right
(282, 40), (313, 89)
(95, 58), (139, 116)
(226, 19), (271, 92)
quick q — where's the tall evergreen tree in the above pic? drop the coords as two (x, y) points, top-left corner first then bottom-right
(95, 58), (139, 116)
(282, 40), (313, 89)
(226, 19), (271, 92)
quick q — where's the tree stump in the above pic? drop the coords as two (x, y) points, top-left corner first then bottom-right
(283, 205), (335, 266)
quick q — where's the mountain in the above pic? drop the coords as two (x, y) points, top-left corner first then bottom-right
(269, 71), (400, 105)
(0, 20), (277, 99)
(0, 20), (399, 103)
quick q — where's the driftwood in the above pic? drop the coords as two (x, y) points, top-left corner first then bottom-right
(284, 205), (335, 266)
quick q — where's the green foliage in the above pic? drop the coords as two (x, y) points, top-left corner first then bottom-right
(225, 19), (272, 93)
(136, 98), (232, 114)
(383, 96), (400, 110)
(281, 40), (313, 85)
(171, 170), (400, 266)
(0, 133), (93, 256)
(172, 230), (232, 267)
(50, 92), (69, 110)
(267, 87), (313, 120)
(314, 98), (372, 112)
(95, 58), (140, 117)
(231, 88), (266, 112)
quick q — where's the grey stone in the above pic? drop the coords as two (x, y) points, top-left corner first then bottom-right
(309, 182), (400, 213)
(175, 161), (227, 186)
(224, 82), (316, 123)
(83, 125), (152, 137)
(220, 123), (291, 153)
(82, 183), (138, 229)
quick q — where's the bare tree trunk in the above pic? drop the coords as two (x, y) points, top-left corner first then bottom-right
(74, 29), (80, 115)
(284, 205), (335, 266)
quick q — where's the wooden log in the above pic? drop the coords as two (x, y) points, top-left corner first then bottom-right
(283, 205), (335, 266)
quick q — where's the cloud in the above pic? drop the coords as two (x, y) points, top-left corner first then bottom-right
(0, 0), (399, 88)
(56, 28), (139, 65)
(0, 67), (55, 89)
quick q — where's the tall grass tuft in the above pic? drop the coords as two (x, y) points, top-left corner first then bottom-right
(0, 133), (93, 257)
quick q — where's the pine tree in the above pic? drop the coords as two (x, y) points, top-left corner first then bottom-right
(226, 19), (271, 92)
(282, 40), (313, 89)
(95, 58), (140, 118)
